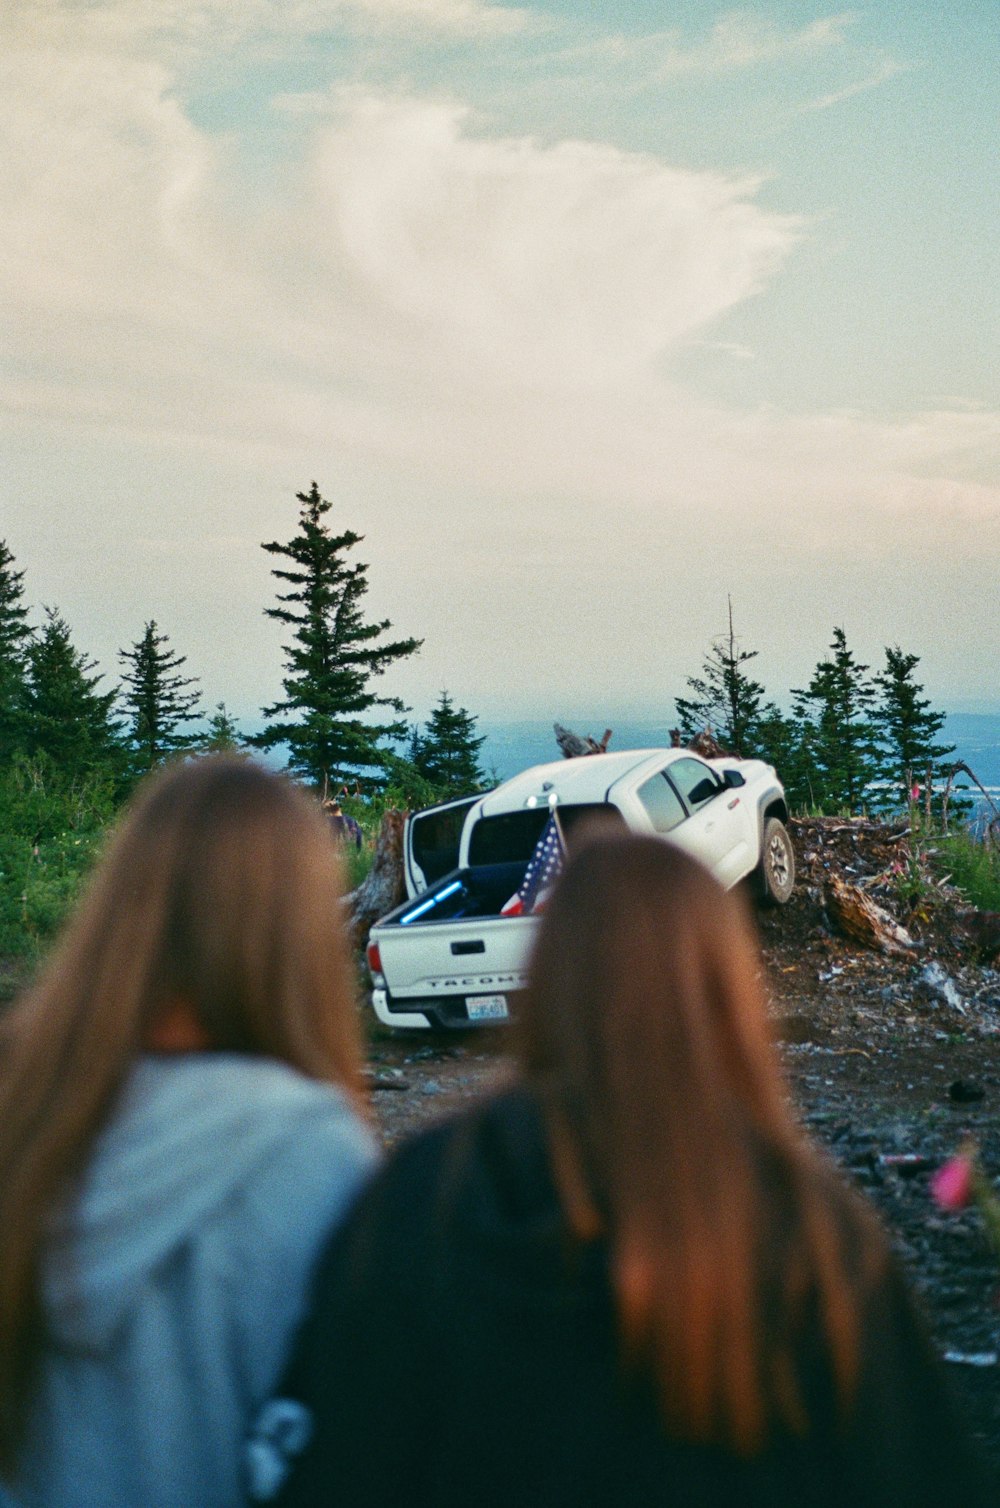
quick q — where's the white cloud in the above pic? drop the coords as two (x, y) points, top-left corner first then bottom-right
(3, 61), (996, 545)
(2, 45), (216, 324)
(801, 57), (911, 112)
(1, 29), (997, 714)
(8, 0), (528, 53)
(554, 11), (855, 77)
(304, 95), (801, 387)
(1, 65), (802, 422)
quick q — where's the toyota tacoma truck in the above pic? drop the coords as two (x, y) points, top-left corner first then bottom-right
(367, 747), (793, 1031)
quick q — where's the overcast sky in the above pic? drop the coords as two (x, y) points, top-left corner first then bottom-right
(3, 0), (998, 730)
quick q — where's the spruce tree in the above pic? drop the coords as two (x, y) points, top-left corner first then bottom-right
(754, 705), (813, 812)
(118, 621), (201, 778)
(200, 703), (247, 755)
(0, 540), (32, 766)
(875, 646), (954, 809)
(413, 691), (488, 798)
(24, 609), (122, 782)
(675, 601), (769, 756)
(792, 627), (880, 813)
(256, 483), (422, 790)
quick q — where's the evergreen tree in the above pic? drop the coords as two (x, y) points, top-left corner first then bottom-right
(754, 705), (814, 812)
(874, 646), (954, 809)
(792, 627), (880, 813)
(200, 702), (247, 755)
(256, 483), (422, 790)
(118, 620), (201, 777)
(24, 609), (122, 782)
(675, 601), (769, 756)
(413, 691), (488, 798)
(0, 540), (32, 766)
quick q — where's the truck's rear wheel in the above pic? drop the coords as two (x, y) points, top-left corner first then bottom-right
(756, 817), (795, 905)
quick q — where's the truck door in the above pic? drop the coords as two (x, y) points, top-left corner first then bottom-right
(663, 757), (753, 887)
(405, 795), (483, 897)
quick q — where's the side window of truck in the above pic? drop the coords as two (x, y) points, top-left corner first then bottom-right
(669, 757), (722, 811)
(637, 772), (687, 833)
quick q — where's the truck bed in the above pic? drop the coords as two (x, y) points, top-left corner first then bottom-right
(371, 863), (535, 1028)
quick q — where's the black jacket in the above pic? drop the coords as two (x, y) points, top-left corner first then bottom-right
(259, 1087), (990, 1507)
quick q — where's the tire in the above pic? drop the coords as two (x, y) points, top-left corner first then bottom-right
(756, 817), (795, 905)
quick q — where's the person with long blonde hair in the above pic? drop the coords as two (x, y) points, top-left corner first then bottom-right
(0, 755), (376, 1508)
(253, 832), (987, 1506)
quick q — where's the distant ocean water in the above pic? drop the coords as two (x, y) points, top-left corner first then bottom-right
(478, 712), (1000, 792)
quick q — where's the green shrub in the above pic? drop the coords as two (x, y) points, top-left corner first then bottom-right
(342, 837), (374, 893)
(0, 757), (114, 960)
(932, 831), (1000, 912)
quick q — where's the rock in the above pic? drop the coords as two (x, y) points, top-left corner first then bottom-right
(368, 1075), (411, 1092)
(916, 961), (967, 1015)
(948, 1079), (985, 1104)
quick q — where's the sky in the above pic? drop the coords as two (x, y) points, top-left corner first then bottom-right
(3, 0), (998, 733)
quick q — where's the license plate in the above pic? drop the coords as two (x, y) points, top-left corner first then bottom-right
(467, 994), (509, 1022)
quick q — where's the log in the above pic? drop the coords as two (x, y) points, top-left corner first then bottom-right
(824, 873), (916, 957)
(554, 723), (613, 759)
(345, 809), (407, 951)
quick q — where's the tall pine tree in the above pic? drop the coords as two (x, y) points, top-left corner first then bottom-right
(0, 541), (32, 766)
(118, 621), (201, 778)
(24, 609), (122, 782)
(413, 692), (488, 798)
(793, 627), (880, 813)
(256, 483), (422, 789)
(875, 646), (954, 808)
(675, 601), (770, 757)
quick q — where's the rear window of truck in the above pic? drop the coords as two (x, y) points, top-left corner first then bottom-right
(467, 803), (622, 865)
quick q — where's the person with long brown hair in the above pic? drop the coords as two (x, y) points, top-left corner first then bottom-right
(252, 832), (988, 1506)
(0, 755), (377, 1508)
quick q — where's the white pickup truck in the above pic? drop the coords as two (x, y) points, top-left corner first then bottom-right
(366, 747), (794, 1031)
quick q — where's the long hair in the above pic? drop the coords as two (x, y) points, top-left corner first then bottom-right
(0, 755), (366, 1468)
(517, 833), (884, 1455)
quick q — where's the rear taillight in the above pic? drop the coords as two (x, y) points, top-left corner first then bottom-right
(366, 940), (383, 979)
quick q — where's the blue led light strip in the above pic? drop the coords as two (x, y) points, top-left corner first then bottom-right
(400, 878), (463, 925)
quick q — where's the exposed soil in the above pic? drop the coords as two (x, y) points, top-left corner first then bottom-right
(365, 817), (1000, 1470)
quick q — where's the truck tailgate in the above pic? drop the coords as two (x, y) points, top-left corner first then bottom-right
(372, 913), (535, 1022)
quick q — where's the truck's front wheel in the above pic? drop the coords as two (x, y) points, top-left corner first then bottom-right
(756, 817), (795, 905)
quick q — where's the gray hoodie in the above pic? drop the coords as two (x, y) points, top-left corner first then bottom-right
(4, 1054), (377, 1508)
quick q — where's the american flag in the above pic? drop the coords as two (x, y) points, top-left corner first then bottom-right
(500, 813), (565, 917)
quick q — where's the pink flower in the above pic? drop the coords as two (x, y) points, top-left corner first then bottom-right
(910, 784), (920, 802)
(932, 1154), (975, 1212)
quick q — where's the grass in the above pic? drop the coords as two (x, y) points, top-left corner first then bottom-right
(0, 758), (113, 964)
(932, 831), (1000, 912)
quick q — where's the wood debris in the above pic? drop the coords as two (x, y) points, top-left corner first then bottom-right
(824, 872), (917, 957)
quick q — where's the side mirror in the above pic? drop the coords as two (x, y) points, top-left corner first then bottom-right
(722, 769), (746, 789)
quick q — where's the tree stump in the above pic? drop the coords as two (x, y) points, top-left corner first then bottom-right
(346, 809), (407, 950)
(554, 723), (613, 758)
(824, 873), (916, 957)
